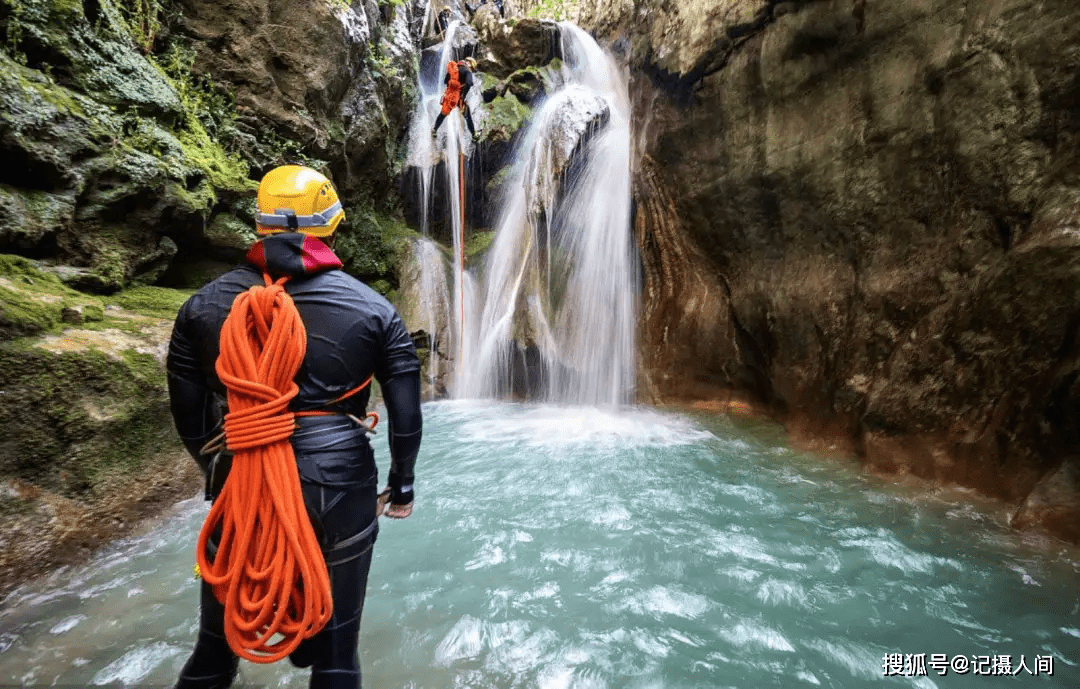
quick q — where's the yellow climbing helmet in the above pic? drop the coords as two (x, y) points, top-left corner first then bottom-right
(255, 165), (345, 238)
(464, 56), (478, 70)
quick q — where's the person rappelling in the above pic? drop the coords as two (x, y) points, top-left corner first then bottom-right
(433, 56), (478, 139)
(168, 165), (423, 689)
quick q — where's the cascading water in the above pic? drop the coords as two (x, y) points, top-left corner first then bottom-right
(405, 14), (482, 395)
(402, 238), (453, 394)
(454, 23), (637, 406)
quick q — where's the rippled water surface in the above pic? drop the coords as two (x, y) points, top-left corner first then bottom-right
(2, 401), (1079, 687)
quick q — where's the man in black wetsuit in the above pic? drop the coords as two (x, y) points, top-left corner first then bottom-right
(167, 164), (422, 689)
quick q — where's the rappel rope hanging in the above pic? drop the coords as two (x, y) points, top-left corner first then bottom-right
(195, 273), (333, 663)
(459, 147), (466, 358)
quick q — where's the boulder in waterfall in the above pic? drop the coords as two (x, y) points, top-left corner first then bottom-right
(1012, 459), (1080, 544)
(421, 21), (479, 59)
(528, 87), (610, 196)
(473, 16), (560, 78)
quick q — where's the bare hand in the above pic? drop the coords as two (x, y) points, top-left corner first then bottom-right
(384, 503), (413, 519)
(377, 489), (413, 519)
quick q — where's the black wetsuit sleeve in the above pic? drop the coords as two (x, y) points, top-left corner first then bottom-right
(166, 300), (221, 472)
(382, 371), (422, 505)
(461, 69), (474, 98)
(375, 309), (421, 503)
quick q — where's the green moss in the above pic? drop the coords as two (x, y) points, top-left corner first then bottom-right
(0, 341), (178, 494)
(465, 230), (496, 264)
(119, 347), (165, 384)
(525, 0), (575, 20)
(114, 0), (161, 54)
(13, 63), (88, 117)
(486, 164), (513, 195)
(174, 127), (253, 193)
(0, 254), (106, 339)
(479, 71), (501, 93)
(335, 205), (420, 287)
(141, 28), (255, 193)
(369, 279), (393, 295)
(204, 213), (257, 251)
(162, 178), (216, 214)
(105, 285), (190, 318)
(482, 92), (531, 143)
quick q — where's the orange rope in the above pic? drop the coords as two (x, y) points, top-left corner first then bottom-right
(196, 273), (333, 664)
(294, 373), (380, 432)
(459, 149), (466, 358)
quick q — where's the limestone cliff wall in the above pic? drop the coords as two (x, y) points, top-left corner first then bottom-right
(0, 0), (427, 290)
(579, 0), (1080, 541)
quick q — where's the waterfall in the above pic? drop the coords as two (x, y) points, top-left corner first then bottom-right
(404, 238), (453, 395)
(453, 23), (637, 406)
(404, 15), (481, 398)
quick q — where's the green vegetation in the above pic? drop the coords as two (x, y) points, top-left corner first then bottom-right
(151, 38), (254, 193)
(0, 256), (185, 496)
(116, 0), (161, 54)
(0, 341), (178, 494)
(0, 255), (104, 338)
(465, 230), (496, 265)
(524, 0), (576, 21)
(0, 254), (189, 340)
(335, 203), (421, 297)
(105, 285), (190, 318)
(482, 92), (532, 142)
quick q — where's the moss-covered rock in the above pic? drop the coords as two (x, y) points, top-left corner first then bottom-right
(0, 184), (75, 251)
(334, 205), (420, 293)
(480, 91), (531, 144)
(0, 272), (187, 500)
(0, 254), (105, 339)
(203, 212), (257, 253)
(465, 228), (496, 266)
(1, 0), (184, 117)
(0, 2), (254, 287)
(502, 63), (559, 103)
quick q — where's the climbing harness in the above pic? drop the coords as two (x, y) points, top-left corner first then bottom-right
(195, 273), (334, 664)
(294, 375), (380, 432)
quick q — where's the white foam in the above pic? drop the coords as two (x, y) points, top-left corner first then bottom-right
(613, 585), (712, 620)
(464, 544), (506, 571)
(485, 626), (558, 674)
(90, 642), (183, 685)
(756, 579), (810, 609)
(837, 528), (961, 575)
(803, 638), (888, 680)
(538, 664), (610, 689)
(434, 615), (486, 666)
(591, 504), (632, 530)
(439, 401), (714, 449)
(48, 614), (85, 635)
(719, 622), (796, 652)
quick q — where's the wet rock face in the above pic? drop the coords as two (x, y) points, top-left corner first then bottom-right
(474, 15), (560, 77)
(580, 0), (1080, 540)
(0, 0), (427, 290)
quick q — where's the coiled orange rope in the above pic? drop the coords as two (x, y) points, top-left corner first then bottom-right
(196, 273), (333, 663)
